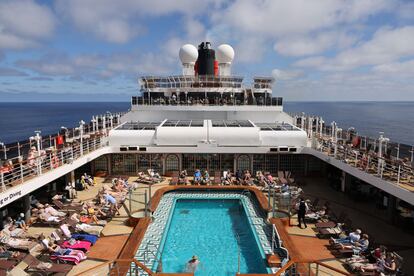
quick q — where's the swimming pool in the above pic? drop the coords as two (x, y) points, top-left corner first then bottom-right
(132, 191), (287, 276)
(161, 199), (268, 275)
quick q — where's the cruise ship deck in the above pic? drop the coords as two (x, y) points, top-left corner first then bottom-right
(0, 42), (413, 276)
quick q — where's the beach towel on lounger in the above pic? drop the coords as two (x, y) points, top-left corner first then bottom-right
(50, 249), (86, 265)
(71, 234), (98, 245)
(61, 240), (91, 252)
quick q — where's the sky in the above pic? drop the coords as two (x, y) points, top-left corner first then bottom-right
(0, 0), (414, 102)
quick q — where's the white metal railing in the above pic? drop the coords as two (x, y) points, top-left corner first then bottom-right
(0, 136), (105, 191)
(312, 137), (414, 188)
(0, 111), (124, 192)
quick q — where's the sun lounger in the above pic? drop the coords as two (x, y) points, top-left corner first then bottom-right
(24, 254), (73, 274)
(71, 234), (98, 245)
(0, 259), (16, 272)
(315, 221), (336, 229)
(53, 200), (83, 212)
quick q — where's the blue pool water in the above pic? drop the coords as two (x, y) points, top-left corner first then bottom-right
(159, 199), (268, 276)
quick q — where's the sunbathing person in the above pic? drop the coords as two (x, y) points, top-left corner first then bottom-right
(3, 224), (31, 239)
(193, 169), (202, 184)
(339, 234), (369, 255)
(0, 231), (38, 250)
(48, 244), (87, 261)
(330, 229), (361, 246)
(38, 208), (62, 223)
(44, 204), (66, 217)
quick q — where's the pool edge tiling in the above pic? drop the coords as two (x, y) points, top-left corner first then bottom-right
(130, 191), (288, 275)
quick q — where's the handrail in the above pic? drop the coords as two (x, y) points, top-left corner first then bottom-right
(274, 259), (351, 276)
(74, 258), (154, 276)
(274, 259), (295, 276)
(314, 260), (351, 275)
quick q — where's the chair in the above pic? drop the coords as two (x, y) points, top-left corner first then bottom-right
(23, 254), (73, 275)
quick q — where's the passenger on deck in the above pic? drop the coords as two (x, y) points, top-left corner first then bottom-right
(193, 169), (201, 185)
(39, 208), (62, 223)
(202, 170), (210, 185)
(242, 170), (252, 185)
(179, 170), (188, 184)
(14, 213), (28, 231)
(340, 234), (369, 254)
(330, 229), (361, 245)
(235, 170), (242, 184)
(44, 204), (66, 217)
(103, 192), (120, 215)
(186, 255), (200, 272)
(296, 198), (308, 229)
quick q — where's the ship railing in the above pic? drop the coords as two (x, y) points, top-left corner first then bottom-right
(131, 95), (283, 107)
(274, 259), (351, 276)
(313, 138), (414, 189)
(0, 135), (105, 192)
(73, 258), (154, 276)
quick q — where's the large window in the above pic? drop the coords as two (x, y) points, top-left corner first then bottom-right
(237, 155), (251, 172)
(151, 154), (163, 173)
(221, 154), (234, 172)
(253, 154), (265, 174)
(112, 154), (124, 174)
(266, 155), (279, 174)
(94, 156), (108, 172)
(138, 155), (150, 172)
(124, 154), (136, 173)
(165, 154), (179, 172)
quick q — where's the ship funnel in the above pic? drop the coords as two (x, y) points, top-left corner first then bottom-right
(194, 42), (218, 76)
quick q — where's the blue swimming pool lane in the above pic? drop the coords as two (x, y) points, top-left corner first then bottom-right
(160, 199), (268, 275)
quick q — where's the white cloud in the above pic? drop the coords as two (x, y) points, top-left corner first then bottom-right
(0, 0), (56, 49)
(212, 0), (392, 38)
(274, 31), (357, 57)
(0, 67), (28, 76)
(55, 0), (223, 44)
(373, 59), (414, 75)
(272, 69), (304, 81)
(294, 26), (414, 71)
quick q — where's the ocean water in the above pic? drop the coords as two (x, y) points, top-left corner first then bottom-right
(0, 102), (412, 145)
(284, 101), (414, 146)
(160, 199), (267, 275)
(0, 102), (129, 143)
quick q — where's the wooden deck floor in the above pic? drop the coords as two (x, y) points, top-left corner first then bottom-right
(88, 235), (130, 260)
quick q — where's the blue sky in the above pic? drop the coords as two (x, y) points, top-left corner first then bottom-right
(0, 0), (414, 102)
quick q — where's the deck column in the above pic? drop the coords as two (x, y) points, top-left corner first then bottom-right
(23, 195), (31, 223)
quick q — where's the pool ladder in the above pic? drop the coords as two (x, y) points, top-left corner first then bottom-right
(142, 241), (163, 273)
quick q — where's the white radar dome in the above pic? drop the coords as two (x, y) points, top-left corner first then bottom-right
(217, 44), (235, 63)
(179, 44), (198, 64)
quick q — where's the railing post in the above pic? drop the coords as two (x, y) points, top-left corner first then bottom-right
(272, 188), (276, 217)
(1, 172), (5, 192)
(315, 262), (319, 276)
(49, 154), (53, 170)
(397, 165), (401, 184)
(20, 163), (24, 183)
(129, 191), (132, 213)
(144, 191), (148, 217)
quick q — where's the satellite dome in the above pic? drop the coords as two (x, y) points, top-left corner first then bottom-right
(217, 44), (234, 63)
(179, 44), (198, 64)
